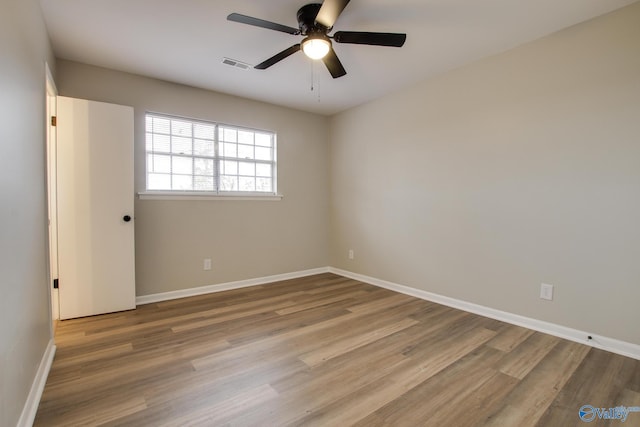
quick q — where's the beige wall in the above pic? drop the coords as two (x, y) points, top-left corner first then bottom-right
(56, 61), (329, 296)
(0, 0), (55, 425)
(329, 3), (640, 345)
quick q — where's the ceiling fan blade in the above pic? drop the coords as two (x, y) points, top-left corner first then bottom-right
(254, 44), (301, 70)
(322, 48), (347, 78)
(227, 13), (299, 35)
(334, 31), (407, 47)
(315, 0), (351, 29)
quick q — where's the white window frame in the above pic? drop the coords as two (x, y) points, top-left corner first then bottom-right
(139, 112), (281, 201)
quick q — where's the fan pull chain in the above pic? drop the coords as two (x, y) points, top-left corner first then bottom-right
(310, 60), (321, 103)
(310, 59), (315, 92)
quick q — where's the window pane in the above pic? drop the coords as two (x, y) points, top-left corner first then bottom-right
(194, 176), (214, 191)
(146, 116), (153, 133)
(194, 158), (214, 176)
(255, 133), (272, 147)
(194, 123), (215, 139)
(194, 139), (214, 156)
(238, 144), (254, 159)
(222, 142), (237, 158)
(172, 136), (192, 155)
(173, 175), (193, 190)
(255, 146), (271, 161)
(222, 128), (237, 142)
(257, 178), (272, 192)
(153, 117), (171, 134)
(239, 176), (255, 191)
(239, 162), (255, 176)
(256, 163), (271, 177)
(153, 134), (171, 153)
(220, 176), (238, 191)
(146, 132), (153, 151)
(148, 154), (171, 173)
(172, 120), (192, 137)
(148, 173), (171, 190)
(238, 130), (253, 144)
(222, 160), (238, 175)
(172, 156), (192, 175)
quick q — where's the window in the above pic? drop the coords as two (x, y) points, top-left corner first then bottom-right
(145, 113), (276, 195)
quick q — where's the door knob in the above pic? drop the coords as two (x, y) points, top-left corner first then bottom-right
(123, 215), (132, 222)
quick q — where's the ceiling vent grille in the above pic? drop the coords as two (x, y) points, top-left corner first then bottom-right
(222, 58), (251, 70)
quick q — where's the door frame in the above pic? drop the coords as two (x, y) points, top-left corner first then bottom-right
(45, 63), (59, 326)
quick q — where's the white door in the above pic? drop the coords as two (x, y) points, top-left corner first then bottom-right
(57, 96), (136, 320)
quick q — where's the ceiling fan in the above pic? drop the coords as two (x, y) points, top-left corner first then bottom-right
(227, 0), (407, 78)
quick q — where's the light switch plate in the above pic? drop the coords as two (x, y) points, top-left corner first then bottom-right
(540, 283), (553, 300)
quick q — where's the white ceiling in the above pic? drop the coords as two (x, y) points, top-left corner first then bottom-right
(39, 0), (637, 115)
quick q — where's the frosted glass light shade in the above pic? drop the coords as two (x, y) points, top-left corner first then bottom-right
(302, 37), (331, 59)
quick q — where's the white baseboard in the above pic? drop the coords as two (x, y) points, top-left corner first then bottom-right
(329, 267), (640, 361)
(136, 267), (331, 305)
(134, 265), (639, 360)
(18, 339), (56, 427)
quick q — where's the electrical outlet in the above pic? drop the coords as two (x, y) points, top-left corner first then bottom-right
(348, 249), (354, 260)
(203, 258), (212, 271)
(540, 283), (553, 301)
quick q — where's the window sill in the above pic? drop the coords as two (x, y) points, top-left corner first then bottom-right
(138, 191), (283, 201)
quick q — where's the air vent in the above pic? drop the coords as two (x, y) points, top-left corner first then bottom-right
(222, 58), (251, 70)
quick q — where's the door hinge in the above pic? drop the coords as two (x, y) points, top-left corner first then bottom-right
(53, 278), (59, 289)
(51, 116), (57, 127)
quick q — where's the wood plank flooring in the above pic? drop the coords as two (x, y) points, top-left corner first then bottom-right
(34, 273), (640, 426)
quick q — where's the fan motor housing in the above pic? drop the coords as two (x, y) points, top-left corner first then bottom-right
(297, 3), (325, 34)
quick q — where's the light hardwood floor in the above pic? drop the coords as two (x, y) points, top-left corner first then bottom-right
(35, 273), (640, 426)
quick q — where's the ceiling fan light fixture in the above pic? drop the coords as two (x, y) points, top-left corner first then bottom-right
(228, 1), (407, 78)
(302, 36), (331, 60)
